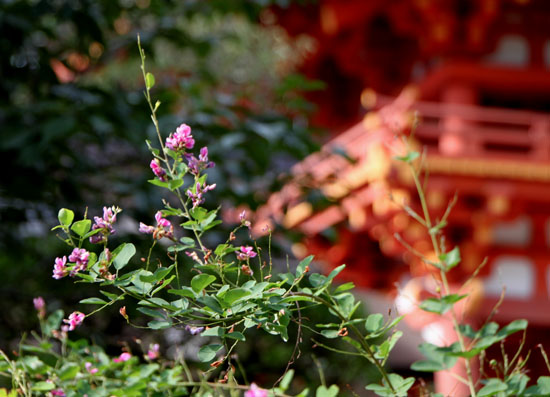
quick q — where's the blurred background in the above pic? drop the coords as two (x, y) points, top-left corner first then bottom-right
(3, 0), (550, 395)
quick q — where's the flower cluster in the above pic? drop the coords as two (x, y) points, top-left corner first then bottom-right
(166, 123), (195, 152)
(187, 146), (215, 176)
(62, 311), (85, 332)
(90, 206), (120, 244)
(237, 246), (257, 261)
(186, 181), (216, 209)
(68, 247), (90, 275)
(139, 211), (174, 240)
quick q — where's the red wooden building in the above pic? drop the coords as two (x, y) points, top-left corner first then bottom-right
(255, 0), (550, 395)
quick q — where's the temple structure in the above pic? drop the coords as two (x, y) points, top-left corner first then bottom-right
(255, 0), (550, 395)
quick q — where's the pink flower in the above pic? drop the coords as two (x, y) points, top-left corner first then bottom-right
(155, 211), (171, 229)
(51, 389), (66, 397)
(63, 311), (85, 331)
(166, 123), (194, 151)
(139, 222), (154, 234)
(147, 343), (160, 360)
(68, 248), (89, 274)
(52, 256), (68, 279)
(245, 383), (268, 397)
(239, 210), (251, 228)
(90, 206), (120, 244)
(237, 246), (257, 261)
(33, 296), (45, 311)
(85, 362), (98, 374)
(113, 352), (132, 363)
(139, 211), (173, 240)
(150, 159), (167, 181)
(33, 297), (46, 319)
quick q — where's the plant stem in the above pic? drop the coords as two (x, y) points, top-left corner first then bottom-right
(408, 158), (477, 397)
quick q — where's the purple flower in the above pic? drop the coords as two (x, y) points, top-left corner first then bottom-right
(53, 256), (68, 279)
(69, 248), (90, 274)
(186, 182), (216, 209)
(185, 325), (205, 335)
(245, 383), (268, 397)
(187, 146), (215, 175)
(85, 362), (98, 375)
(63, 311), (85, 331)
(51, 389), (66, 397)
(147, 343), (160, 360)
(150, 159), (167, 181)
(113, 352), (132, 363)
(166, 123), (195, 152)
(237, 246), (257, 261)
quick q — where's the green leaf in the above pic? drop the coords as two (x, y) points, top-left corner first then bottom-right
(190, 207), (208, 221)
(197, 344), (223, 362)
(419, 294), (467, 315)
(202, 326), (225, 337)
(316, 385), (339, 397)
(334, 282), (355, 293)
(137, 307), (164, 318)
(113, 243), (136, 270)
(220, 288), (251, 306)
(148, 179), (170, 188)
(477, 378), (507, 397)
(525, 376), (550, 396)
(146, 72), (155, 89)
(296, 255), (314, 277)
(131, 270), (154, 294)
(333, 293), (358, 320)
(58, 208), (74, 226)
(71, 219), (91, 237)
(440, 246), (461, 270)
(327, 264), (346, 281)
(43, 309), (63, 337)
(411, 342), (459, 372)
(280, 369), (294, 392)
(169, 179), (184, 191)
(365, 314), (384, 333)
(320, 329), (340, 339)
(197, 295), (223, 314)
(148, 320), (172, 329)
(191, 274), (216, 293)
(225, 332), (245, 341)
(168, 287), (196, 299)
(32, 381), (55, 391)
(79, 297), (107, 305)
(394, 151), (419, 163)
(366, 373), (414, 397)
(309, 273), (327, 288)
(58, 362), (79, 380)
